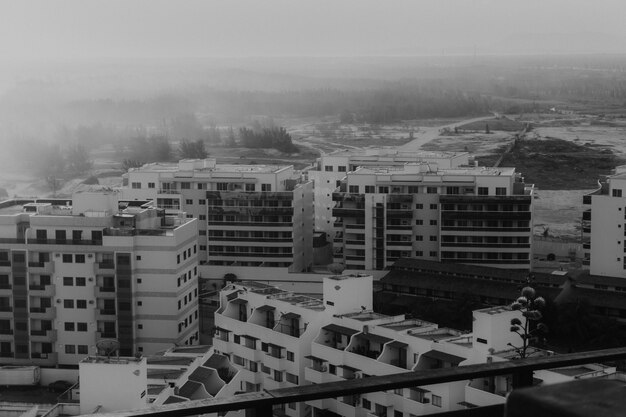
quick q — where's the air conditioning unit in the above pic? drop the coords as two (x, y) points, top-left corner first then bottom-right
(56, 299), (61, 304)
(40, 353), (48, 359)
(88, 300), (94, 304)
(88, 277), (94, 282)
(55, 254), (60, 258)
(320, 366), (327, 372)
(87, 254), (93, 258)
(355, 373), (362, 379)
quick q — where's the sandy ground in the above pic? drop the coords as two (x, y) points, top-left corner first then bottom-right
(533, 189), (591, 241)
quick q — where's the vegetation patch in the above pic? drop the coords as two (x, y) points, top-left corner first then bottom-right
(458, 117), (525, 132)
(478, 138), (621, 189)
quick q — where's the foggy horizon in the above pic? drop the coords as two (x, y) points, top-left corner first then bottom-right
(2, 0), (626, 61)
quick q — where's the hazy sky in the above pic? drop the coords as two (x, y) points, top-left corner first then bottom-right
(1, 0), (626, 60)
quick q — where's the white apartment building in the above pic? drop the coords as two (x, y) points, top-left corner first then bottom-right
(77, 345), (244, 415)
(212, 275), (605, 417)
(582, 167), (626, 277)
(331, 163), (534, 270)
(0, 190), (199, 367)
(308, 150), (471, 236)
(123, 159), (314, 273)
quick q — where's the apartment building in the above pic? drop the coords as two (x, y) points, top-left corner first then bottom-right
(331, 163), (534, 270)
(582, 168), (626, 277)
(77, 345), (243, 415)
(0, 190), (199, 367)
(308, 149), (471, 236)
(212, 275), (605, 417)
(123, 159), (314, 272)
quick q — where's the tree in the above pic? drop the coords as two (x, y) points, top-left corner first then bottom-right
(485, 123), (491, 134)
(178, 139), (207, 159)
(122, 159), (143, 172)
(509, 283), (548, 358)
(226, 126), (237, 147)
(66, 142), (93, 175)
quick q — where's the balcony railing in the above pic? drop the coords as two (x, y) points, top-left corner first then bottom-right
(93, 347), (626, 417)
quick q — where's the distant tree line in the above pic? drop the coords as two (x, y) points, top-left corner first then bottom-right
(239, 126), (298, 153)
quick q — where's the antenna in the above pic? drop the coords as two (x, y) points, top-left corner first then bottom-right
(96, 339), (120, 360)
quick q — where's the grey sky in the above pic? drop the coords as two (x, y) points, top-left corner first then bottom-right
(1, 0), (625, 59)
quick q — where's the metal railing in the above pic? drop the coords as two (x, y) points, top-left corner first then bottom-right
(94, 347), (626, 417)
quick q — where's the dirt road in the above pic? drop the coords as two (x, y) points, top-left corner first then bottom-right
(398, 115), (494, 151)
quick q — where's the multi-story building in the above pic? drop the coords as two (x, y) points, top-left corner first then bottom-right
(212, 275), (609, 417)
(0, 190), (199, 367)
(582, 167), (626, 277)
(331, 163), (534, 270)
(308, 149), (471, 236)
(123, 159), (314, 272)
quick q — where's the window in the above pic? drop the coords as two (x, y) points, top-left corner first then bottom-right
(62, 254), (72, 263)
(427, 187), (437, 194)
(430, 204), (438, 210)
(63, 277), (73, 286)
(415, 219), (423, 225)
(446, 186), (459, 195)
(378, 186), (389, 194)
(287, 351), (294, 362)
(199, 199), (206, 205)
(286, 373), (298, 384)
(217, 183), (228, 191)
(338, 166), (346, 172)
(415, 235), (423, 241)
(415, 250), (423, 256)
(261, 184), (272, 192)
(75, 277), (86, 286)
(76, 300), (87, 309)
(64, 322), (75, 331)
(325, 166), (334, 172)
(430, 220), (437, 225)
(415, 204), (423, 209)
(349, 185), (359, 193)
(362, 399), (371, 410)
(185, 199), (193, 205)
(273, 370), (283, 382)
(199, 215), (206, 220)
(75, 254), (85, 263)
(131, 182), (141, 189)
(614, 189), (623, 197)
(72, 230), (82, 242)
(432, 394), (442, 407)
(65, 345), (76, 354)
(496, 187), (507, 196)
(181, 182), (191, 189)
(77, 345), (88, 354)
(63, 299), (74, 308)
(430, 251), (438, 257)
(245, 183), (255, 191)
(430, 235), (437, 241)
(148, 182), (155, 189)
(365, 185), (375, 193)
(408, 186), (419, 194)
(77, 322), (88, 332)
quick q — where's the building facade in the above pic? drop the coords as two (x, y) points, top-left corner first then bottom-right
(123, 159), (314, 272)
(0, 190), (199, 367)
(308, 150), (471, 237)
(331, 163), (534, 270)
(211, 275), (604, 417)
(582, 168), (626, 277)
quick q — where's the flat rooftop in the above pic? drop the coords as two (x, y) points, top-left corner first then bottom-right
(328, 149), (466, 159)
(236, 282), (325, 311)
(81, 356), (143, 365)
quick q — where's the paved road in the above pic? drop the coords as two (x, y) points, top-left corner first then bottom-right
(398, 115), (494, 151)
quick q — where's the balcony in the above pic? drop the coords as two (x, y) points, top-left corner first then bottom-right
(97, 262), (115, 270)
(92, 347), (626, 417)
(97, 332), (117, 339)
